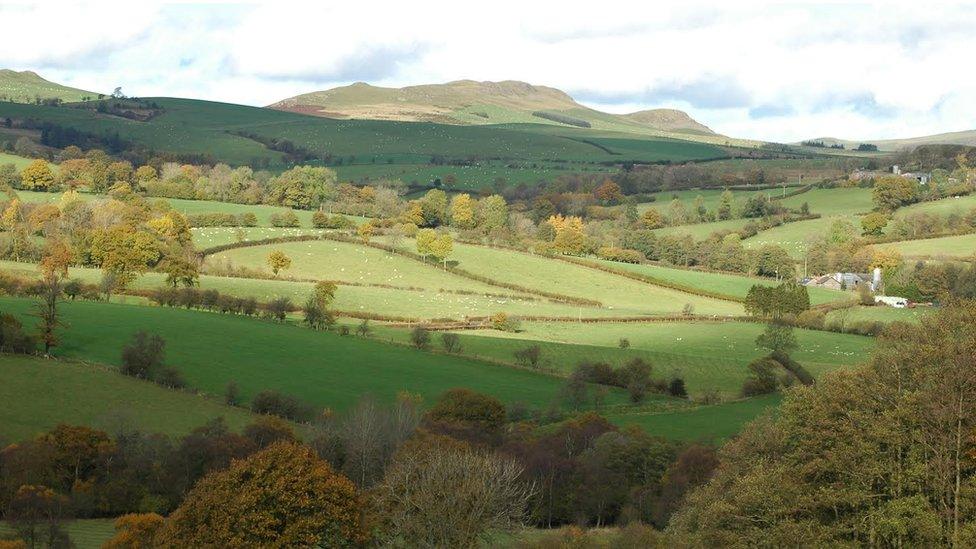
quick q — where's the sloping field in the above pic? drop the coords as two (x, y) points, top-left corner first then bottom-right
(0, 260), (603, 320)
(743, 215), (861, 258)
(880, 233), (976, 259)
(0, 297), (627, 412)
(389, 239), (744, 316)
(0, 519), (114, 549)
(370, 320), (872, 397)
(778, 187), (873, 216)
(607, 393), (783, 441)
(0, 354), (255, 441)
(592, 260), (851, 305)
(895, 193), (976, 217)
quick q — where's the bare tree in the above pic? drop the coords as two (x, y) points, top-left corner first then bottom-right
(374, 444), (534, 548)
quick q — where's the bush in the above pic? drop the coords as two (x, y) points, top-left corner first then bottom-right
(239, 212), (258, 227)
(251, 390), (315, 422)
(490, 312), (520, 332)
(513, 345), (542, 368)
(667, 376), (688, 398)
(0, 313), (36, 354)
(120, 331), (165, 379)
(618, 337), (630, 349)
(186, 212), (238, 227)
(269, 210), (300, 227)
(597, 246), (646, 264)
(155, 366), (186, 389)
(794, 309), (826, 330)
(410, 326), (431, 349)
(741, 357), (781, 397)
(426, 388), (507, 430)
(441, 333), (461, 353)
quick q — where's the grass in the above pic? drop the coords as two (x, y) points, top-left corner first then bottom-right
(0, 354), (256, 442)
(0, 297), (630, 413)
(826, 305), (934, 325)
(880, 233), (976, 259)
(778, 187), (874, 216)
(0, 98), (731, 173)
(591, 259), (851, 305)
(192, 227), (331, 247)
(0, 519), (115, 549)
(387, 237), (744, 317)
(0, 260), (607, 320)
(743, 215), (862, 258)
(606, 393), (782, 441)
(895, 193), (976, 217)
(0, 151), (40, 170)
(368, 320), (872, 397)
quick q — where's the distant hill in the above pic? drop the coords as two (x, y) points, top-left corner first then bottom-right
(270, 80), (723, 140)
(0, 69), (99, 104)
(800, 130), (976, 153)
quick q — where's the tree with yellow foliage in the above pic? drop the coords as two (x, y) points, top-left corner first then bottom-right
(20, 159), (54, 191)
(639, 208), (664, 229)
(548, 214), (586, 255)
(357, 221), (374, 244)
(450, 193), (476, 229)
(430, 232), (454, 268)
(267, 249), (291, 277)
(155, 442), (367, 547)
(102, 513), (164, 549)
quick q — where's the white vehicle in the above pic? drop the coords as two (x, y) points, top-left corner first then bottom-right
(874, 295), (909, 308)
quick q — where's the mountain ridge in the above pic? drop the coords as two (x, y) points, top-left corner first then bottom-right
(0, 69), (99, 103)
(269, 79), (717, 136)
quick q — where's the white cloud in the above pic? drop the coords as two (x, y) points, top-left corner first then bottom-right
(0, 1), (974, 142)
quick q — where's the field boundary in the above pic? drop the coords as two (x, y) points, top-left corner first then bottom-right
(199, 233), (605, 307)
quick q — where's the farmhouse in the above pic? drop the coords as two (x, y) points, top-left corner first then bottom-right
(805, 268), (881, 291)
(892, 164), (931, 185)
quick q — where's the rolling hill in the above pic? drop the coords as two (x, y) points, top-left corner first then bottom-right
(800, 129), (976, 152)
(270, 79), (723, 140)
(0, 68), (99, 103)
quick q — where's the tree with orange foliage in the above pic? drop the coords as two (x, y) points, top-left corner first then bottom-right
(594, 179), (623, 203)
(155, 442), (367, 547)
(102, 513), (165, 549)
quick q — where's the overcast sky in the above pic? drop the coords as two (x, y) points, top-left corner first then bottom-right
(1, 2), (973, 142)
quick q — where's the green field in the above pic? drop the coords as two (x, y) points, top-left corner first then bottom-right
(335, 161), (611, 190)
(0, 297), (631, 413)
(652, 217), (754, 239)
(880, 233), (976, 259)
(826, 305), (934, 325)
(193, 227), (332, 247)
(743, 215), (861, 258)
(0, 260), (609, 320)
(607, 393), (783, 441)
(895, 193), (976, 217)
(369, 320), (872, 397)
(592, 259), (850, 305)
(0, 99), (731, 175)
(387, 238), (744, 317)
(0, 151), (39, 170)
(778, 187), (873, 216)
(0, 519), (115, 549)
(0, 354), (256, 442)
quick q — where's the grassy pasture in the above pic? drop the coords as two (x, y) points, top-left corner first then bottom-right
(0, 519), (115, 549)
(336, 161), (610, 190)
(880, 233), (976, 259)
(386, 237), (744, 316)
(592, 259), (850, 305)
(368, 320), (872, 397)
(652, 218), (753, 239)
(778, 187), (874, 216)
(192, 227), (331, 247)
(826, 305), (934, 325)
(743, 215), (862, 258)
(0, 354), (255, 441)
(0, 151), (39, 170)
(895, 193), (976, 217)
(0, 297), (629, 412)
(607, 393), (783, 441)
(0, 260), (604, 320)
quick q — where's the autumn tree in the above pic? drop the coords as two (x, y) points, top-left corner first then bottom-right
(639, 208), (665, 229)
(418, 188), (448, 226)
(89, 226), (161, 292)
(356, 221), (374, 244)
(265, 166), (337, 209)
(717, 189), (734, 220)
(594, 179), (623, 203)
(266, 249), (291, 277)
(5, 485), (70, 549)
(430, 232), (454, 268)
(548, 214), (586, 255)
(872, 175), (921, 212)
(416, 228), (438, 262)
(478, 194), (509, 233)
(20, 159), (54, 191)
(450, 193), (476, 229)
(102, 513), (164, 549)
(860, 211), (889, 236)
(156, 442), (367, 547)
(669, 302), (976, 547)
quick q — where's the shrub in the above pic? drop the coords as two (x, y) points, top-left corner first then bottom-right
(426, 388), (507, 431)
(410, 326), (431, 349)
(668, 376), (688, 398)
(741, 357), (781, 397)
(239, 212), (258, 227)
(490, 312), (520, 332)
(269, 210), (300, 227)
(120, 331), (165, 379)
(618, 337), (630, 349)
(441, 333), (461, 353)
(0, 313), (36, 354)
(155, 366), (186, 389)
(794, 309), (826, 330)
(251, 390), (315, 422)
(513, 345), (542, 368)
(224, 381), (241, 406)
(597, 246), (646, 264)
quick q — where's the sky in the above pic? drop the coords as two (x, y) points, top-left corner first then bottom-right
(1, 1), (974, 143)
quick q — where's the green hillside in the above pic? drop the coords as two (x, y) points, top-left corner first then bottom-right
(0, 297), (628, 413)
(0, 354), (256, 441)
(0, 97), (732, 173)
(0, 69), (99, 103)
